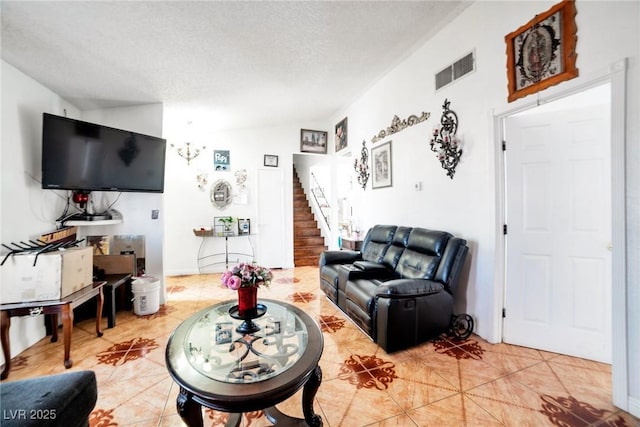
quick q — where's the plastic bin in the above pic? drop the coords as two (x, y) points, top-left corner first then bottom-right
(131, 276), (160, 315)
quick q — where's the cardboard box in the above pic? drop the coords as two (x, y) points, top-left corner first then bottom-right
(0, 246), (93, 304)
(93, 254), (136, 275)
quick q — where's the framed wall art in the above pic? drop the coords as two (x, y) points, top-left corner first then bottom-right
(237, 218), (251, 235)
(300, 129), (328, 154)
(371, 140), (392, 189)
(264, 154), (279, 167)
(334, 117), (348, 153)
(505, 0), (578, 103)
(214, 150), (230, 171)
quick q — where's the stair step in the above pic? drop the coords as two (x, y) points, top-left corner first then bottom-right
(294, 236), (325, 246)
(294, 227), (321, 237)
(293, 166), (326, 267)
(294, 214), (315, 223)
(294, 247), (326, 258)
(293, 256), (320, 267)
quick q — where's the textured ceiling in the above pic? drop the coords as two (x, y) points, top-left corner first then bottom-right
(1, 1), (470, 131)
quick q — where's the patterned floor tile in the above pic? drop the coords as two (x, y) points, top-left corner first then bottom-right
(2, 266), (638, 427)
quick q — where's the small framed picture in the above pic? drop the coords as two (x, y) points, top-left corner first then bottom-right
(300, 129), (328, 154)
(371, 140), (392, 189)
(215, 322), (233, 344)
(237, 218), (250, 235)
(335, 117), (348, 153)
(264, 154), (279, 167)
(214, 150), (230, 171)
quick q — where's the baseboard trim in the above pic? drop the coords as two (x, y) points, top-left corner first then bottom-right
(628, 396), (640, 418)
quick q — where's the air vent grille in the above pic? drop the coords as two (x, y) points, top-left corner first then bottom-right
(435, 67), (453, 90)
(435, 51), (475, 91)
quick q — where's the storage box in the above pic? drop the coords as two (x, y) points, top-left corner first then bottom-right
(0, 246), (93, 304)
(93, 254), (136, 275)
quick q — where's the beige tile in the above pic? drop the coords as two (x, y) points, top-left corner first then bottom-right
(4, 267), (635, 427)
(407, 393), (503, 426)
(316, 377), (404, 426)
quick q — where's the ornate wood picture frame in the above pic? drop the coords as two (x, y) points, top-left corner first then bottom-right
(505, 0), (578, 103)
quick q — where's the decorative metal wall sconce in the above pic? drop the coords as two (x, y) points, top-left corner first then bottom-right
(171, 142), (205, 165)
(430, 99), (462, 179)
(196, 171), (209, 190)
(353, 140), (370, 189)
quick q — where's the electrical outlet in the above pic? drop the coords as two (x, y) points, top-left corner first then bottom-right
(151, 209), (159, 220)
(414, 181), (423, 191)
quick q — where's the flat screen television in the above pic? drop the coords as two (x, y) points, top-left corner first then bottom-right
(41, 113), (166, 194)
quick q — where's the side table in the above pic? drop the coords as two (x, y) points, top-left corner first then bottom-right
(341, 238), (363, 251)
(103, 273), (132, 328)
(0, 281), (106, 380)
(166, 298), (323, 427)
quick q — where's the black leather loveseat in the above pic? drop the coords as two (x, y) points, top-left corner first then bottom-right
(319, 225), (470, 352)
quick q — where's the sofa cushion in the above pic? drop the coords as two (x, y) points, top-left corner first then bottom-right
(395, 249), (440, 279)
(406, 228), (451, 256)
(380, 226), (411, 270)
(0, 370), (97, 427)
(361, 225), (396, 263)
(395, 229), (452, 279)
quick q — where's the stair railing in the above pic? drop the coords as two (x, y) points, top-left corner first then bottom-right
(310, 172), (331, 231)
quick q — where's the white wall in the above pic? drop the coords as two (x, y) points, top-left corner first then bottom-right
(2, 0), (638, 412)
(325, 0), (639, 413)
(161, 116), (328, 275)
(79, 105), (166, 302)
(0, 60), (81, 363)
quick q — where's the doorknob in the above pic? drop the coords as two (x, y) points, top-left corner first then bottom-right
(607, 244), (613, 251)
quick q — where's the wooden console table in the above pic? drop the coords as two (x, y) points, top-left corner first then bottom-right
(0, 281), (106, 380)
(341, 237), (363, 251)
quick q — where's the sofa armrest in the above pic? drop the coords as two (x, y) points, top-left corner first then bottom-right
(319, 250), (362, 266)
(375, 279), (445, 298)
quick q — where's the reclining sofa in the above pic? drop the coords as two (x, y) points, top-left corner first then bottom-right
(319, 225), (469, 352)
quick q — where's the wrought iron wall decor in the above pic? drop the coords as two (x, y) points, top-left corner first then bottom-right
(371, 111), (430, 143)
(429, 99), (462, 179)
(353, 140), (370, 190)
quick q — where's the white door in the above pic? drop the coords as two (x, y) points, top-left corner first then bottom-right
(257, 168), (286, 268)
(503, 88), (612, 363)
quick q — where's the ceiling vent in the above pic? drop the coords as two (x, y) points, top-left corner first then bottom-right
(435, 51), (475, 91)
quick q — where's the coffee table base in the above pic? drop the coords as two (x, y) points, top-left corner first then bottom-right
(176, 366), (323, 427)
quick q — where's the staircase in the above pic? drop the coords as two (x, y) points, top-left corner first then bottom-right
(293, 170), (327, 266)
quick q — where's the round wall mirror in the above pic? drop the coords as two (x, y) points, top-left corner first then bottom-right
(210, 179), (233, 210)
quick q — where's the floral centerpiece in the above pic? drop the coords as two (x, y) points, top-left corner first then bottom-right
(221, 263), (273, 316)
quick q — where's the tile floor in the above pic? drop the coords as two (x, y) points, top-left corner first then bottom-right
(2, 266), (638, 426)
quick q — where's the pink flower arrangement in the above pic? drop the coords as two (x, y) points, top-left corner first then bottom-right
(221, 262), (273, 290)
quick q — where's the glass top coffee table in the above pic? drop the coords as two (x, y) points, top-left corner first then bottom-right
(165, 298), (324, 427)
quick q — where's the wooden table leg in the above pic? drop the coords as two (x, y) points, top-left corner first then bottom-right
(96, 286), (104, 337)
(105, 285), (116, 328)
(302, 365), (323, 427)
(176, 387), (204, 427)
(61, 304), (73, 369)
(49, 314), (58, 342)
(1, 311), (11, 380)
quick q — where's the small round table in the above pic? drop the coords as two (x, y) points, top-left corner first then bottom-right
(165, 298), (324, 427)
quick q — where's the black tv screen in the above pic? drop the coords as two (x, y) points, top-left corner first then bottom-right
(41, 113), (166, 193)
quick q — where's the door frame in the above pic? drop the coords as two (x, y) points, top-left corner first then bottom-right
(493, 59), (628, 409)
